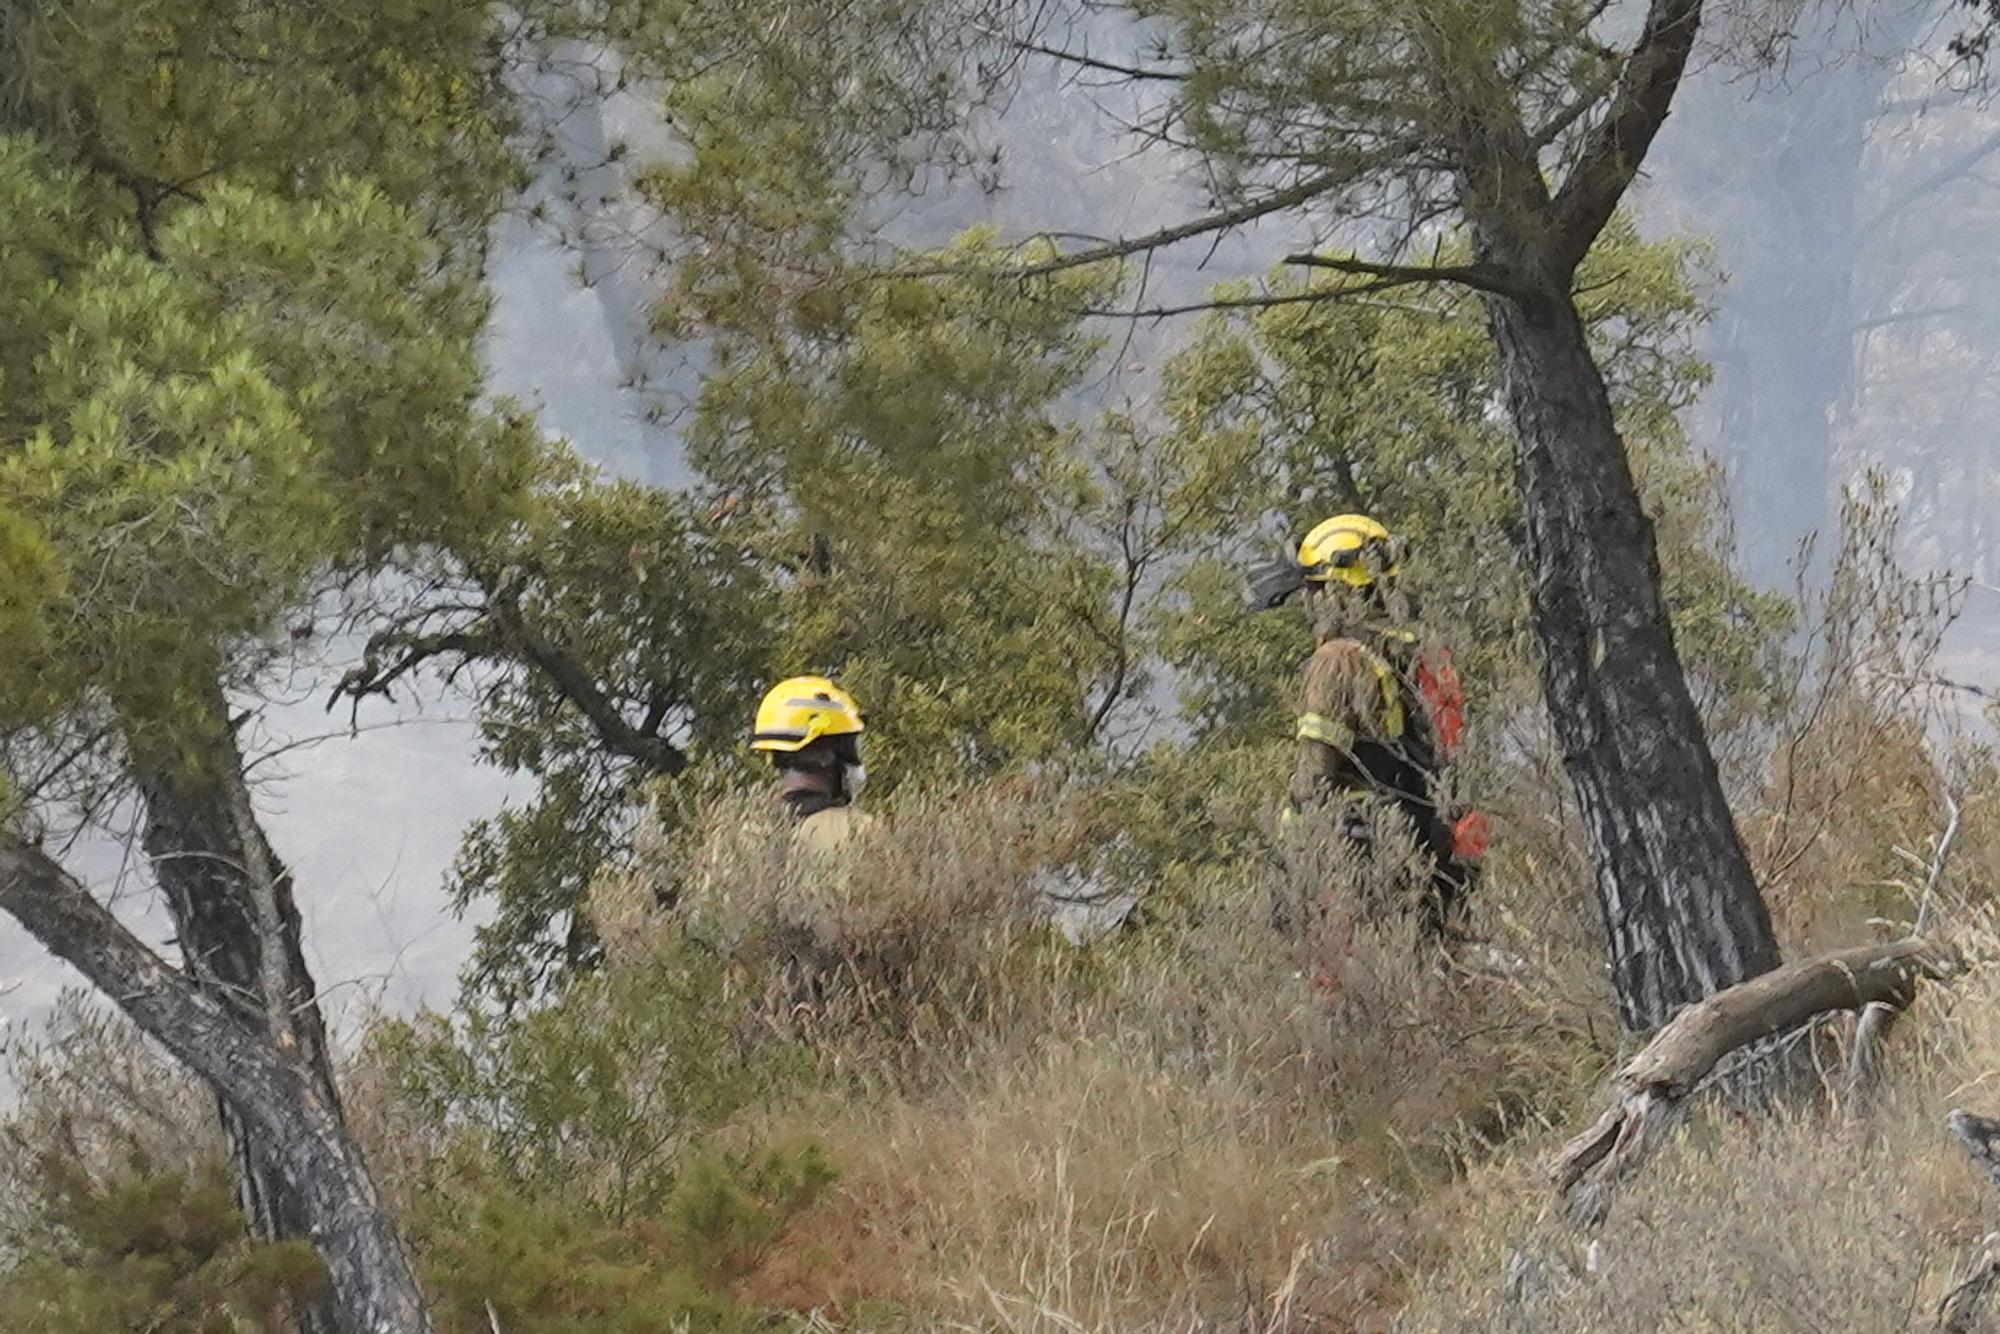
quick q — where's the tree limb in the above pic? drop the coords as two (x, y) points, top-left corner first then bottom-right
(485, 584), (689, 777)
(335, 582), (689, 778)
(895, 168), (1348, 281)
(1551, 937), (1956, 1226)
(1849, 798), (1962, 1110)
(1079, 283), (1455, 321)
(1547, 0), (1704, 271)
(0, 836), (432, 1332)
(1017, 40), (1189, 82)
(1280, 250), (1519, 296)
(331, 629), (499, 711)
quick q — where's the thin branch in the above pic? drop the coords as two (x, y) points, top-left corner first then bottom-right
(1914, 794), (1962, 938)
(485, 584), (689, 777)
(1079, 282), (1451, 321)
(1016, 39), (1189, 81)
(1529, 63), (1621, 150)
(1281, 250), (1519, 296)
(329, 629), (497, 714)
(894, 168), (1347, 281)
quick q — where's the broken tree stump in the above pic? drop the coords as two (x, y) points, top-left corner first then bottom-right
(1552, 937), (1955, 1226)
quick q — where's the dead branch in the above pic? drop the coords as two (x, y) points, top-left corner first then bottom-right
(1552, 938), (1956, 1226)
(1940, 1111), (2000, 1332)
(1848, 798), (1962, 1110)
(1280, 250), (1518, 297)
(1845, 999), (1901, 1113)
(0, 836), (431, 1330)
(889, 168), (1346, 282)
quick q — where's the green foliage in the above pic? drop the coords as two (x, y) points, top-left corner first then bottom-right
(441, 234), (1144, 994)
(372, 934), (794, 1219)
(3, 0), (520, 238)
(680, 230), (1132, 783)
(1149, 218), (1791, 743)
(410, 1141), (835, 1334)
(371, 929), (831, 1331)
(432, 474), (780, 1002)
(0, 130), (535, 801)
(0, 0), (537, 799)
(0, 1153), (326, 1333)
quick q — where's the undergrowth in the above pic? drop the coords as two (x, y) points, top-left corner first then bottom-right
(3, 498), (1998, 1332)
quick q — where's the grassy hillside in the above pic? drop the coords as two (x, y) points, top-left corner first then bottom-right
(6, 606), (1997, 1331)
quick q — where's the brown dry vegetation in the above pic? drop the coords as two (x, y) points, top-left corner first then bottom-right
(555, 649), (1997, 1331)
(8, 512), (2000, 1333)
(11, 696), (1999, 1332)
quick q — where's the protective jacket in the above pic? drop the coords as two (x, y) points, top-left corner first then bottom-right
(1286, 629), (1474, 938)
(783, 791), (874, 863)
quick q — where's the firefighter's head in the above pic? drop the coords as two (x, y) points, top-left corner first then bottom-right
(750, 675), (867, 803)
(1245, 513), (1407, 639)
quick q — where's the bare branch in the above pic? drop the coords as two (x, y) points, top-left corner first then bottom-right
(1080, 282), (1454, 321)
(485, 584), (689, 777)
(1941, 1110), (2000, 1332)
(330, 629), (498, 712)
(0, 836), (431, 1330)
(1281, 249), (1519, 296)
(894, 168), (1347, 281)
(335, 580), (689, 778)
(1915, 794), (1962, 938)
(1016, 39), (1188, 82)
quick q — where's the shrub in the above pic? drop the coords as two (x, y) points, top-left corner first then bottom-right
(409, 1140), (836, 1333)
(364, 932), (790, 1221)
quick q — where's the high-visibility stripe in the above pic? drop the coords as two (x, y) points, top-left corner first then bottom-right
(1356, 647), (1405, 739)
(1296, 712), (1353, 747)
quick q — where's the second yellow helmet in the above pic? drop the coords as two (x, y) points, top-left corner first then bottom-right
(751, 676), (865, 753)
(1297, 514), (1400, 589)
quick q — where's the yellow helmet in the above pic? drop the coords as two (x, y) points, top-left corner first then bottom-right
(1297, 513), (1400, 589)
(751, 676), (865, 752)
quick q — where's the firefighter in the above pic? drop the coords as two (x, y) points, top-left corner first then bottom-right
(749, 674), (873, 860)
(1247, 514), (1486, 945)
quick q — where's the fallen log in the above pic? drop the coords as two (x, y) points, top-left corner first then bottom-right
(1552, 937), (1956, 1226)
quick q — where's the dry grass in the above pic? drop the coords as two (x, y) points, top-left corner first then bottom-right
(13, 504), (2000, 1333)
(586, 774), (1613, 1330)
(1400, 938), (2000, 1333)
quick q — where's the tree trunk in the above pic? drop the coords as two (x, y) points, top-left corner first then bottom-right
(1480, 261), (1784, 1031)
(125, 675), (344, 1332)
(0, 837), (432, 1333)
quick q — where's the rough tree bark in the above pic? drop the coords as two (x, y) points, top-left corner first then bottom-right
(1454, 0), (1784, 1031)
(125, 674), (345, 1332)
(1483, 270), (1783, 1029)
(0, 837), (431, 1333)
